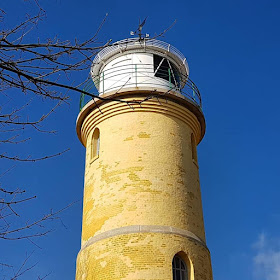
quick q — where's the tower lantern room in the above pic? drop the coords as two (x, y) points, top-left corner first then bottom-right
(76, 37), (212, 280)
(89, 38), (200, 104)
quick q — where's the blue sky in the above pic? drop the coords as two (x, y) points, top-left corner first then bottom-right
(1, 0), (280, 279)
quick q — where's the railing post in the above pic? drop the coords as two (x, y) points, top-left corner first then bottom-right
(192, 82), (195, 101)
(79, 93), (84, 111)
(168, 68), (172, 89)
(135, 64), (137, 87)
(96, 75), (100, 90)
(102, 72), (105, 94)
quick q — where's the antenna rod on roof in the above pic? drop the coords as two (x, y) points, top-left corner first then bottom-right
(130, 17), (149, 40)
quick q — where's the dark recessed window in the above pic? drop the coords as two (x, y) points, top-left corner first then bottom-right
(172, 255), (188, 280)
(153, 54), (180, 88)
(91, 128), (100, 160)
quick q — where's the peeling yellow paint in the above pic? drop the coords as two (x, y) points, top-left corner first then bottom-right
(124, 136), (134, 141)
(138, 132), (151, 138)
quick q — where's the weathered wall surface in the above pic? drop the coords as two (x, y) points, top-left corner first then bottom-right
(76, 232), (212, 280)
(76, 96), (212, 280)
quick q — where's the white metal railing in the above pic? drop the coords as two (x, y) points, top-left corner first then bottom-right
(80, 62), (201, 111)
(92, 38), (188, 69)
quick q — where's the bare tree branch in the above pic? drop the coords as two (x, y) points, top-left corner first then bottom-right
(0, 148), (69, 162)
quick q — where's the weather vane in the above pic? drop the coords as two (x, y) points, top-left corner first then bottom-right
(130, 17), (149, 40)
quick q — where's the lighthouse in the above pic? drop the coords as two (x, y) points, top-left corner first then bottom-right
(75, 36), (213, 280)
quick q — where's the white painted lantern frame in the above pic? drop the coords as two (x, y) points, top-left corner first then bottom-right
(90, 38), (190, 96)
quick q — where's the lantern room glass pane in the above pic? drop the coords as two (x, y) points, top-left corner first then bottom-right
(153, 54), (180, 87)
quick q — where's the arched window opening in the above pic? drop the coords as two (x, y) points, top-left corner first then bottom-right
(172, 255), (188, 280)
(191, 133), (198, 163)
(91, 128), (100, 160)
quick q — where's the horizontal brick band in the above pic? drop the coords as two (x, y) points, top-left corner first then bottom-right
(80, 225), (208, 253)
(77, 93), (205, 147)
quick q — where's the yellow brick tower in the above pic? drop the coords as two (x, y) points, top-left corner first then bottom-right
(75, 37), (213, 280)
